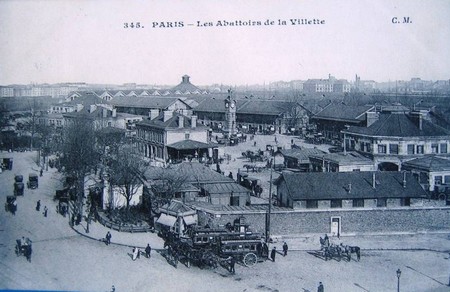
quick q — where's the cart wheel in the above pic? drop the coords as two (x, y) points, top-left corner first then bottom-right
(243, 252), (257, 267)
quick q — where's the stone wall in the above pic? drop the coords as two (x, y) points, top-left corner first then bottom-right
(197, 207), (450, 236)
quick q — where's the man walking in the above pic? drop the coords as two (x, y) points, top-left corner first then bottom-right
(105, 231), (112, 245)
(283, 242), (288, 256)
(271, 247), (276, 262)
(36, 200), (40, 211)
(318, 282), (324, 292)
(43, 206), (48, 217)
(229, 256), (235, 274)
(145, 244), (151, 258)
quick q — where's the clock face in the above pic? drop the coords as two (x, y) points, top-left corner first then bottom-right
(225, 102), (229, 108)
(230, 102), (235, 108)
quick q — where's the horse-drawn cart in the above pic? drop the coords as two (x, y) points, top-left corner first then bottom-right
(15, 237), (32, 262)
(5, 196), (17, 214)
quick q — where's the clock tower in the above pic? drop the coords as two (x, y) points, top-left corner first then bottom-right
(224, 89), (237, 137)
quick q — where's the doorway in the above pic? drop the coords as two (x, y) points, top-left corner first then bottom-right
(330, 216), (341, 237)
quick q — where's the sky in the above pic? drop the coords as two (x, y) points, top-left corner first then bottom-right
(0, 0), (449, 86)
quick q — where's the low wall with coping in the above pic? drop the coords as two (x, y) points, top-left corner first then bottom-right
(196, 207), (450, 236)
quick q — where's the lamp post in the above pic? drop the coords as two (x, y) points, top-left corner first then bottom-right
(266, 156), (274, 243)
(396, 268), (401, 292)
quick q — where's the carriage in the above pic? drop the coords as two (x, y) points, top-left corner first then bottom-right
(316, 236), (360, 262)
(159, 217), (265, 270)
(15, 237), (32, 262)
(5, 196), (17, 214)
(27, 173), (39, 189)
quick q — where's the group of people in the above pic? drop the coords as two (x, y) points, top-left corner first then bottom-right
(35, 200), (48, 217)
(132, 244), (152, 261)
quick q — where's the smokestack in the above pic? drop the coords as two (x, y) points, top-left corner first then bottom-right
(148, 109), (159, 120)
(178, 116), (184, 128)
(191, 115), (197, 128)
(163, 110), (173, 122)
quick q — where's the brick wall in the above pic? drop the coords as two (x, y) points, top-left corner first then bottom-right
(197, 207), (450, 236)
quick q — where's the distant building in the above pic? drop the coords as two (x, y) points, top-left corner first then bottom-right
(402, 156), (450, 194)
(279, 148), (326, 171)
(303, 75), (350, 93)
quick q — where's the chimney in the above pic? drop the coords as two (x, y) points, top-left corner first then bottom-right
(366, 112), (379, 127)
(178, 115), (184, 128)
(182, 75), (190, 84)
(403, 171), (407, 188)
(148, 109), (159, 120)
(191, 115), (197, 128)
(372, 172), (376, 189)
(102, 108), (107, 118)
(90, 104), (96, 113)
(411, 111), (423, 130)
(112, 108), (117, 118)
(419, 113), (422, 130)
(163, 110), (173, 122)
(347, 183), (352, 193)
(76, 104), (83, 112)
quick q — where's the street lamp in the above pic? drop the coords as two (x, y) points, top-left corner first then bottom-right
(396, 268), (401, 292)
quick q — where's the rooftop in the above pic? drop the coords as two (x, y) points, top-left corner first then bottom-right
(309, 151), (374, 166)
(402, 156), (450, 172)
(312, 104), (374, 122)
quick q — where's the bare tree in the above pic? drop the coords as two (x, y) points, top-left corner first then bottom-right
(108, 145), (147, 211)
(60, 119), (99, 215)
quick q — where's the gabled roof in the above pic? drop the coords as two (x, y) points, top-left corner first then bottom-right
(403, 156), (450, 172)
(138, 112), (207, 130)
(279, 148), (326, 164)
(167, 139), (218, 150)
(159, 200), (196, 216)
(194, 98), (301, 116)
(202, 182), (250, 195)
(343, 113), (450, 137)
(169, 162), (233, 184)
(59, 92), (110, 107)
(312, 104), (374, 122)
(171, 75), (203, 93)
(309, 151), (374, 166)
(276, 171), (427, 200)
(111, 96), (186, 110)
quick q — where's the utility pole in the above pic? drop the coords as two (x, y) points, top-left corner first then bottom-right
(266, 156), (274, 243)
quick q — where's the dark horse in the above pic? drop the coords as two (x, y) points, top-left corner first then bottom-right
(341, 244), (361, 261)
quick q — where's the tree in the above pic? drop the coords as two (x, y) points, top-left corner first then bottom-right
(60, 119), (99, 215)
(108, 145), (147, 211)
(146, 167), (188, 215)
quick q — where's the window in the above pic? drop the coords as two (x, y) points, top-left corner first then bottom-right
(306, 200), (318, 209)
(389, 144), (399, 154)
(377, 198), (387, 207)
(416, 145), (424, 154)
(330, 199), (342, 208)
(435, 176), (443, 185)
(185, 133), (190, 140)
(352, 199), (364, 207)
(407, 144), (415, 154)
(378, 144), (387, 154)
(445, 175), (450, 184)
(431, 144), (438, 154)
(440, 143), (448, 154)
(360, 142), (365, 152)
(401, 198), (411, 206)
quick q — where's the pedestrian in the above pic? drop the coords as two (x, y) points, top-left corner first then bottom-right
(25, 245), (32, 262)
(36, 200), (40, 211)
(105, 231), (112, 245)
(145, 243), (151, 258)
(111, 285), (115, 292)
(271, 247), (276, 262)
(262, 242), (269, 258)
(40, 168), (43, 177)
(283, 241), (288, 256)
(229, 256), (235, 274)
(254, 141), (257, 147)
(318, 282), (324, 292)
(12, 200), (17, 215)
(43, 206), (48, 217)
(228, 172), (233, 179)
(132, 247), (139, 261)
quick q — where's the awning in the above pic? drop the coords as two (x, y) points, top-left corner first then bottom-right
(183, 215), (197, 226)
(156, 213), (177, 227)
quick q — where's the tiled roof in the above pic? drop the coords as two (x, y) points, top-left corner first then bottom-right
(403, 156), (450, 172)
(313, 104), (374, 122)
(276, 171), (427, 200)
(344, 113), (450, 137)
(279, 148), (326, 164)
(309, 151), (374, 166)
(167, 139), (217, 150)
(111, 96), (182, 109)
(138, 112), (207, 130)
(170, 162), (233, 184)
(194, 98), (299, 116)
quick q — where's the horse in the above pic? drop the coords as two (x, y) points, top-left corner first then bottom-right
(340, 243), (361, 261)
